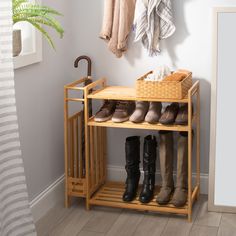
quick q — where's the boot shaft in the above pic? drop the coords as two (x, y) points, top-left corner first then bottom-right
(143, 135), (157, 173)
(176, 132), (188, 189)
(159, 131), (174, 188)
(125, 136), (140, 162)
(125, 136), (140, 173)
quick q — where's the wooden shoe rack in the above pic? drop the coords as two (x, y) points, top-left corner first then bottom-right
(64, 77), (200, 222)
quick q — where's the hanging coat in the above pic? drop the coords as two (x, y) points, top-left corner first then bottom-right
(100, 0), (136, 58)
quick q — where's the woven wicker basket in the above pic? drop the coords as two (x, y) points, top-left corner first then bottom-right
(136, 71), (192, 99)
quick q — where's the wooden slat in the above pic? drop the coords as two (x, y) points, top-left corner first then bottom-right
(192, 185), (200, 202)
(89, 126), (95, 188)
(188, 91), (193, 222)
(66, 98), (84, 102)
(100, 127), (104, 180)
(98, 127), (103, 181)
(88, 117), (189, 132)
(66, 86), (85, 91)
(103, 127), (107, 180)
(68, 177), (85, 184)
(89, 199), (188, 214)
(95, 127), (99, 185)
(68, 192), (86, 198)
(84, 88), (90, 210)
(196, 85), (201, 198)
(74, 117), (78, 178)
(70, 120), (74, 177)
(79, 116), (83, 178)
(64, 77), (87, 88)
(64, 87), (70, 208)
(69, 185), (85, 192)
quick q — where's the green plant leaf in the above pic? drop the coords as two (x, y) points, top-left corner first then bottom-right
(12, 0), (64, 49)
(14, 16), (64, 38)
(13, 0), (27, 9)
(14, 4), (63, 17)
(26, 19), (55, 49)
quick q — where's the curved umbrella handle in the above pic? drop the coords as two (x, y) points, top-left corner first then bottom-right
(74, 55), (92, 77)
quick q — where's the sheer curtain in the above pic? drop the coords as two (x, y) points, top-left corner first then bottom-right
(0, 0), (36, 235)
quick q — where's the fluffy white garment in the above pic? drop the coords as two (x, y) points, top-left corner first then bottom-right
(144, 65), (171, 81)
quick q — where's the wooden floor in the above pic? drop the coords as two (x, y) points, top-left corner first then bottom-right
(36, 195), (236, 236)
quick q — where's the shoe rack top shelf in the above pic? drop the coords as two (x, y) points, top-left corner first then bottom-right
(88, 85), (192, 103)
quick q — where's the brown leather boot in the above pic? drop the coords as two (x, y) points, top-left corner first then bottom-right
(94, 100), (116, 122)
(159, 103), (179, 125)
(156, 131), (174, 205)
(112, 101), (135, 123)
(171, 132), (188, 207)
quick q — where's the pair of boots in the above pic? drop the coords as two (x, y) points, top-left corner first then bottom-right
(156, 131), (188, 207)
(123, 135), (157, 203)
(129, 101), (162, 124)
(123, 132), (188, 207)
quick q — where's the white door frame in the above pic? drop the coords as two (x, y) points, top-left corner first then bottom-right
(209, 7), (236, 213)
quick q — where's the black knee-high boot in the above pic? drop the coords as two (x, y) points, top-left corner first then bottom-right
(123, 136), (140, 202)
(139, 135), (157, 203)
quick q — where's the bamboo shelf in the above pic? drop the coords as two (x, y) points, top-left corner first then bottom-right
(88, 86), (189, 103)
(64, 77), (200, 223)
(88, 116), (197, 132)
(89, 182), (199, 215)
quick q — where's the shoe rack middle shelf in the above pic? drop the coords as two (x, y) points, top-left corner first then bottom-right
(88, 116), (196, 132)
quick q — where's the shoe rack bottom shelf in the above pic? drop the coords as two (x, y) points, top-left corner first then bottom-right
(89, 182), (199, 216)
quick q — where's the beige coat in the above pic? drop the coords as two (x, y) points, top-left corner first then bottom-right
(100, 0), (136, 58)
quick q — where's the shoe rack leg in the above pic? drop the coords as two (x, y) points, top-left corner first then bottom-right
(196, 86), (201, 199)
(188, 96), (193, 222)
(84, 89), (90, 210)
(64, 87), (71, 208)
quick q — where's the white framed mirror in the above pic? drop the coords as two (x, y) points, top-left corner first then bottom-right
(209, 7), (236, 212)
(13, 0), (42, 69)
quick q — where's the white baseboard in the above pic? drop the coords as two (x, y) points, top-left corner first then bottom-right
(30, 166), (208, 222)
(30, 174), (65, 222)
(107, 165), (209, 195)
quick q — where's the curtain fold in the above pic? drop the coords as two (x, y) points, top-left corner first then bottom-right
(0, 0), (36, 235)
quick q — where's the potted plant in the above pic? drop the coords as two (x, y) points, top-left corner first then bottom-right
(12, 0), (64, 57)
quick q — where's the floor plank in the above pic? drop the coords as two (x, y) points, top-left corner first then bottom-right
(161, 194), (202, 236)
(106, 210), (144, 236)
(218, 213), (236, 236)
(81, 206), (122, 233)
(49, 207), (93, 236)
(36, 203), (74, 236)
(190, 225), (218, 236)
(162, 217), (193, 236)
(133, 213), (169, 236)
(195, 196), (222, 227)
(77, 230), (105, 236)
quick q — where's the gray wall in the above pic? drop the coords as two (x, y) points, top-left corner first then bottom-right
(14, 0), (75, 201)
(15, 0), (236, 200)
